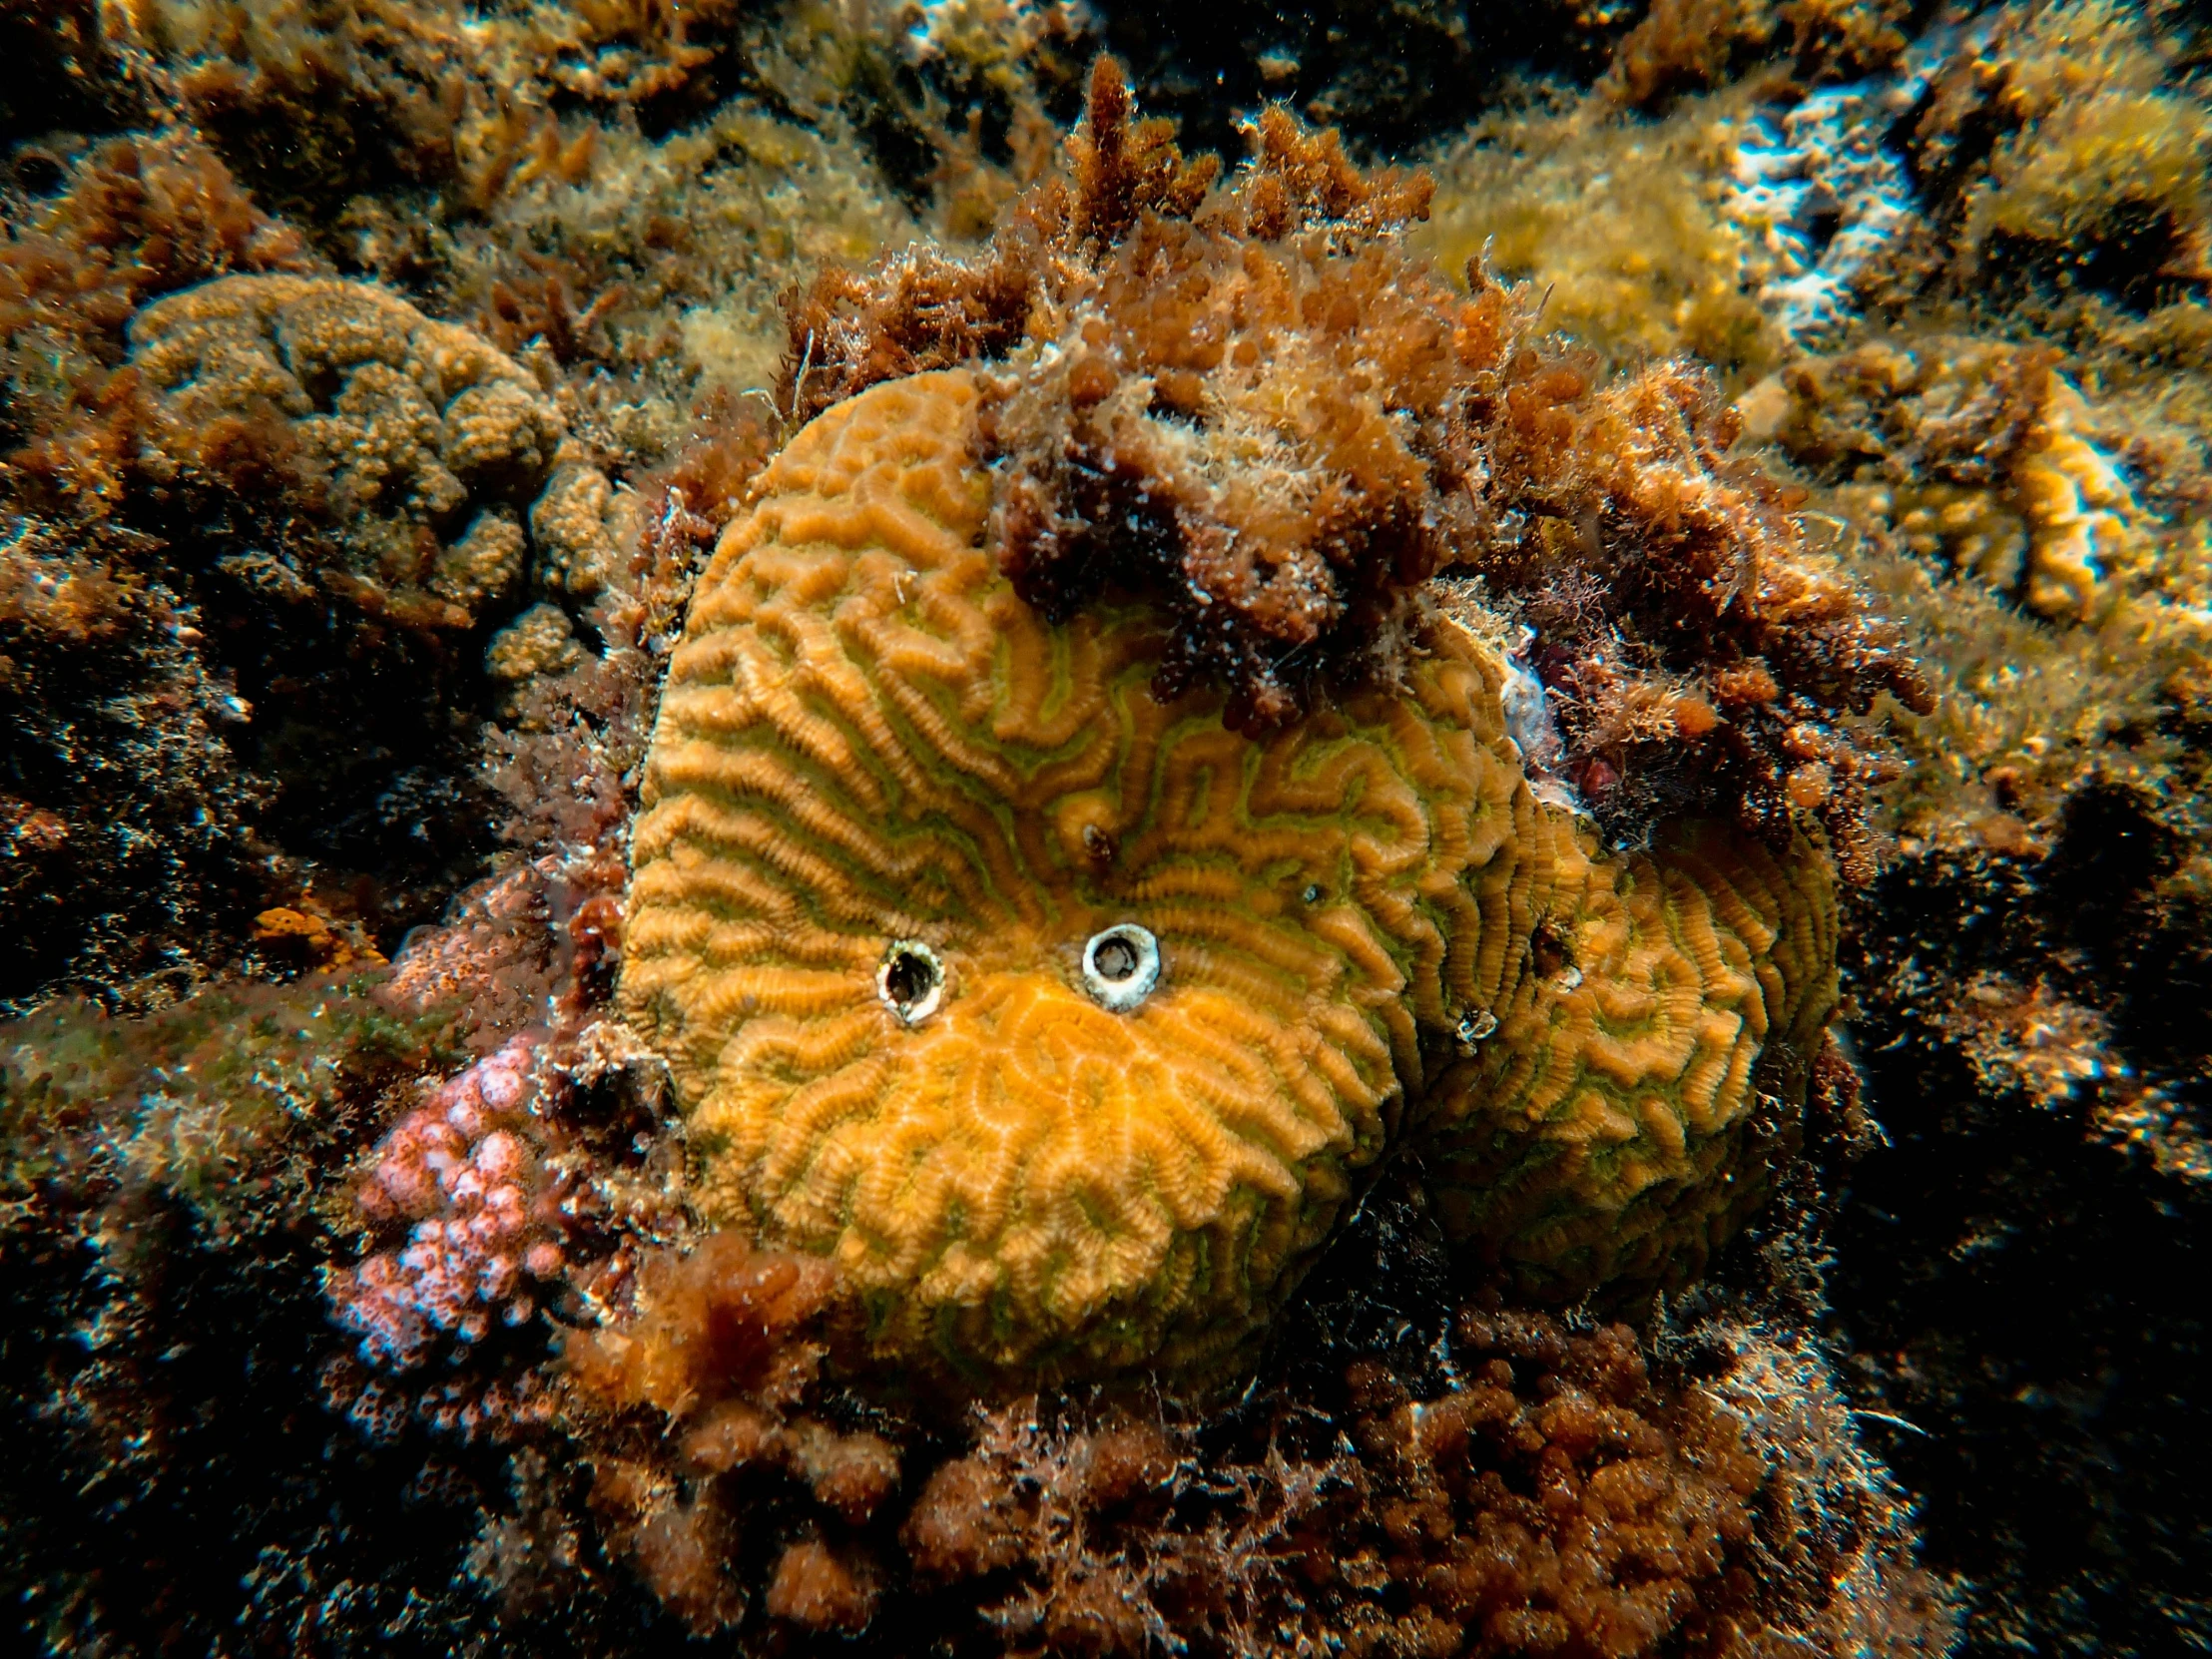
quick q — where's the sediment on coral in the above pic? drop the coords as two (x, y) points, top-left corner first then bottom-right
(1, 194), (700, 1001)
(0, 129), (324, 498)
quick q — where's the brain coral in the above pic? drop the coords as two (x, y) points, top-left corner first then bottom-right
(1423, 819), (1839, 1296)
(622, 369), (1842, 1382)
(124, 274), (613, 629)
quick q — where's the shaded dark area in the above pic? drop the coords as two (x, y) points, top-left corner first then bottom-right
(1833, 786), (2212, 1656)
(0, 976), (691, 1657)
(189, 563), (508, 942)
(0, 1185), (690, 1656)
(1832, 1094), (2211, 1656)
(1980, 205), (2212, 316)
(0, 516), (509, 1013)
(0, 1), (142, 149)
(0, 954), (1942, 1658)
(1097, 0), (1625, 161)
(0, 535), (269, 1012)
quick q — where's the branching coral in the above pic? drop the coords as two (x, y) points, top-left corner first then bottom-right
(331, 1034), (583, 1372)
(620, 366), (1849, 1381)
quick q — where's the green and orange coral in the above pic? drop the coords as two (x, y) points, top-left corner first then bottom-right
(621, 367), (1845, 1382)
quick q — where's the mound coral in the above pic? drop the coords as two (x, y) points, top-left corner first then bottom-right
(123, 274), (607, 629)
(1, 129), (324, 512)
(621, 366), (1843, 1381)
(1424, 817), (1840, 1296)
(1753, 332), (2157, 621)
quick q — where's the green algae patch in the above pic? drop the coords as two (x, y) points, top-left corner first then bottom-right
(0, 973), (475, 1242)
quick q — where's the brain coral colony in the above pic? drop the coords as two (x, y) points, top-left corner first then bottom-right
(623, 58), (1916, 1388)
(31, 0), (2212, 1653)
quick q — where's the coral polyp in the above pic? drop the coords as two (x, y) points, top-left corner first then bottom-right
(621, 367), (1845, 1381)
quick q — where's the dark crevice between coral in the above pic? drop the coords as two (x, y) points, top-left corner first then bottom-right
(1831, 793), (2212, 1656)
(1832, 1050), (2211, 1657)
(0, 3), (143, 151)
(1093, 0), (1629, 161)
(1980, 204), (2212, 318)
(0, 1187), (681, 1657)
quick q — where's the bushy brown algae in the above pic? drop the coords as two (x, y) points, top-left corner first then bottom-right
(786, 55), (1927, 874)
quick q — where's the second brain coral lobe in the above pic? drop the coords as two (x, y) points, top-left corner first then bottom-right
(621, 369), (1844, 1382)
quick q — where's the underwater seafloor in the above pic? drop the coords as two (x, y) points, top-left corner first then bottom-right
(3, 1), (2209, 1654)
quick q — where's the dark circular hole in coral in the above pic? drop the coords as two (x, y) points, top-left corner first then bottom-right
(1530, 920), (1574, 980)
(12, 149), (63, 193)
(1092, 936), (1140, 982)
(880, 945), (940, 1012)
(1080, 923), (1161, 1011)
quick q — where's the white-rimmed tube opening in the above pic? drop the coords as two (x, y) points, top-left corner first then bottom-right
(877, 940), (944, 1024)
(1081, 923), (1160, 1012)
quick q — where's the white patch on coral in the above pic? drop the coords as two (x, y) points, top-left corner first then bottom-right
(904, 0), (1090, 69)
(1499, 628), (1585, 815)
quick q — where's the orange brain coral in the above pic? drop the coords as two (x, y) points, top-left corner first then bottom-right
(621, 370), (1839, 1382)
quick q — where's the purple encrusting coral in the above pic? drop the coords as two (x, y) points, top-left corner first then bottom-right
(330, 1035), (575, 1368)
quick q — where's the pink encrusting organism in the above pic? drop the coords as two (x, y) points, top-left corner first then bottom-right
(329, 1034), (578, 1369)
